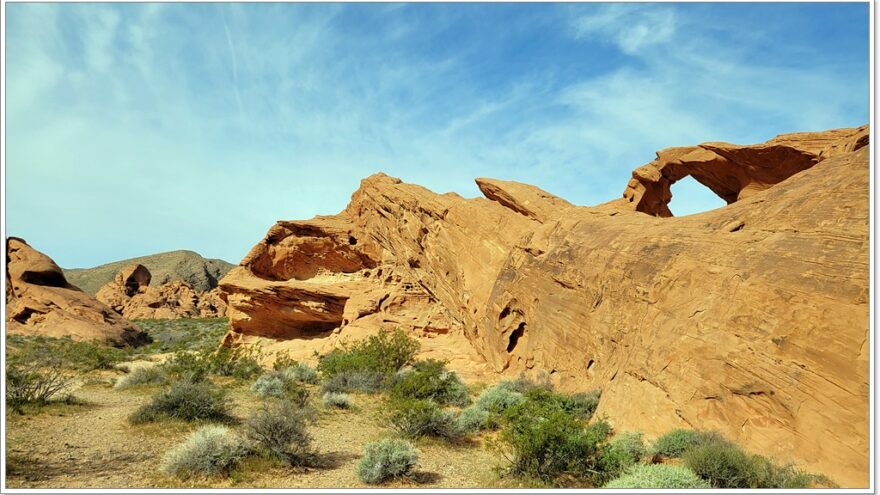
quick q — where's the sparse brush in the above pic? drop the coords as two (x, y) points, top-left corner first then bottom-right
(6, 355), (73, 412)
(603, 464), (710, 488)
(475, 383), (525, 416)
(129, 378), (233, 424)
(114, 366), (168, 390)
(599, 431), (647, 479)
(320, 370), (387, 394)
(454, 406), (490, 435)
(283, 363), (319, 384)
(242, 401), (315, 466)
(322, 392), (352, 409)
(388, 398), (460, 440)
(161, 425), (246, 479)
(356, 438), (418, 484)
(251, 371), (310, 406)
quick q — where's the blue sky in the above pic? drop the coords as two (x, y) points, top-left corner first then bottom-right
(5, 3), (869, 268)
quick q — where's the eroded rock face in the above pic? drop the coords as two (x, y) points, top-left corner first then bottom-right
(5, 238), (149, 347)
(96, 264), (227, 319)
(220, 125), (869, 486)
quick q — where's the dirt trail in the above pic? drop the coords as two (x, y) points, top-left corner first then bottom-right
(6, 377), (503, 488)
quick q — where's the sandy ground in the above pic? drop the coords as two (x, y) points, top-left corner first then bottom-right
(5, 372), (504, 489)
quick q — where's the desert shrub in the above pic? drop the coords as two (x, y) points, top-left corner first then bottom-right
(272, 351), (298, 371)
(650, 428), (725, 459)
(519, 387), (602, 421)
(251, 371), (310, 406)
(205, 346), (263, 380)
(283, 362), (319, 384)
(161, 425), (245, 479)
(454, 406), (490, 435)
(242, 401), (314, 466)
(561, 390), (602, 419)
(388, 398), (460, 440)
(6, 355), (73, 412)
(320, 370), (387, 394)
(356, 438), (418, 485)
(317, 329), (419, 379)
(129, 378), (233, 424)
(498, 397), (612, 484)
(474, 383), (525, 415)
(599, 431), (647, 479)
(322, 392), (352, 409)
(389, 359), (470, 407)
(114, 366), (168, 390)
(604, 464), (711, 488)
(682, 438), (818, 488)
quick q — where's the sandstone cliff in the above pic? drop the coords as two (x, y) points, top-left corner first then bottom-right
(5, 238), (149, 347)
(96, 264), (227, 319)
(219, 125), (869, 486)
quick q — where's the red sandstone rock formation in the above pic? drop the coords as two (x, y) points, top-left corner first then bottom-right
(96, 264), (227, 319)
(219, 125), (869, 486)
(5, 238), (149, 347)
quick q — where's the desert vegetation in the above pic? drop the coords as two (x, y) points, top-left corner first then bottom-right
(5, 320), (834, 488)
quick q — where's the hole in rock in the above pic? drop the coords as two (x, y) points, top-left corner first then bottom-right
(348, 236), (357, 245)
(668, 176), (727, 217)
(507, 322), (525, 353)
(587, 359), (595, 370)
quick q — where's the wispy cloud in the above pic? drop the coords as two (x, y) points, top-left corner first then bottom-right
(4, 3), (868, 266)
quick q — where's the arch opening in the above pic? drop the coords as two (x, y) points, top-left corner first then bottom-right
(668, 175), (727, 217)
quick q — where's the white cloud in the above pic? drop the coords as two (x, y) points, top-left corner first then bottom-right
(571, 4), (678, 54)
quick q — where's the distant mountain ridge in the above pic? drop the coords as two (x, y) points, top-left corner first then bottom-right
(63, 250), (236, 295)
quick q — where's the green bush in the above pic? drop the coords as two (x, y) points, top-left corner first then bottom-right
(520, 387), (602, 421)
(356, 438), (418, 484)
(283, 363), (319, 384)
(498, 396), (612, 483)
(388, 398), (459, 440)
(682, 438), (818, 488)
(454, 406), (490, 435)
(251, 371), (310, 407)
(320, 370), (387, 394)
(129, 378), (233, 424)
(317, 329), (419, 379)
(161, 425), (245, 479)
(242, 401), (314, 466)
(389, 359), (470, 407)
(650, 428), (725, 459)
(604, 464), (710, 488)
(599, 431), (646, 479)
(322, 392), (352, 409)
(114, 366), (168, 390)
(205, 346), (263, 380)
(474, 383), (525, 415)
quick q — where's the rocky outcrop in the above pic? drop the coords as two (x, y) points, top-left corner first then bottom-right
(219, 125), (869, 486)
(97, 264), (227, 319)
(5, 238), (149, 347)
(64, 250), (234, 295)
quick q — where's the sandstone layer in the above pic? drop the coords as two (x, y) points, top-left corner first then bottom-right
(96, 264), (227, 319)
(219, 125), (869, 486)
(5, 238), (149, 347)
